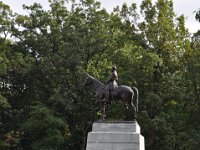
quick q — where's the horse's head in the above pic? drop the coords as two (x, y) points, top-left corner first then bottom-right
(82, 74), (94, 86)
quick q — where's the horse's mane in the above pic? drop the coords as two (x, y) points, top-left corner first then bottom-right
(93, 77), (104, 85)
(90, 76), (104, 88)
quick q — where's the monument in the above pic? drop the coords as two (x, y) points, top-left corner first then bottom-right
(82, 67), (145, 150)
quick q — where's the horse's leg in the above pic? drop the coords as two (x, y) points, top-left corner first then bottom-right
(127, 92), (137, 120)
(130, 98), (137, 119)
(100, 101), (106, 120)
(125, 101), (129, 109)
(131, 102), (137, 119)
(105, 90), (110, 103)
(124, 93), (129, 109)
(122, 93), (130, 120)
(101, 91), (109, 103)
(104, 91), (110, 104)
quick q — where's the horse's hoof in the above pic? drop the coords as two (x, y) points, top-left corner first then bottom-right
(98, 118), (106, 122)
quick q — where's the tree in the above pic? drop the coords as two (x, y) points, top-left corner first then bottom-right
(1, 0), (199, 149)
(22, 103), (67, 150)
(138, 0), (192, 149)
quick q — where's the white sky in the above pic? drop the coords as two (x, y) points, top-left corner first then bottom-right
(1, 0), (200, 33)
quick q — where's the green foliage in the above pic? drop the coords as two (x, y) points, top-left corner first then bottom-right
(0, 0), (199, 149)
(22, 104), (67, 150)
(0, 94), (10, 109)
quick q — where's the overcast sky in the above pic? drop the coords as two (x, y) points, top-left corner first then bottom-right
(2, 0), (200, 33)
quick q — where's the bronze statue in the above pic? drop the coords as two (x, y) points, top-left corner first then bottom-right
(82, 74), (138, 121)
(106, 66), (118, 104)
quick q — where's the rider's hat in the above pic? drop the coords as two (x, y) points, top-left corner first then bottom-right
(111, 66), (117, 70)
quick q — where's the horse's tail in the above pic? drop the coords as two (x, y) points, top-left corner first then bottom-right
(132, 87), (139, 112)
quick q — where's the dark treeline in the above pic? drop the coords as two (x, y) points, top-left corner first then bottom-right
(0, 0), (200, 149)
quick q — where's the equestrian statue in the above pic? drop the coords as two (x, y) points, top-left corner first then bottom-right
(82, 66), (138, 121)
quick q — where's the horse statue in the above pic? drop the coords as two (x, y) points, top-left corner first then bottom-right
(82, 74), (138, 120)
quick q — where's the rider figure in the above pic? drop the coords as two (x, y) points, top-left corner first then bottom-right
(106, 66), (118, 103)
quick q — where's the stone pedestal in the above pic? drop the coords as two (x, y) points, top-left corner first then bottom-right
(86, 121), (145, 150)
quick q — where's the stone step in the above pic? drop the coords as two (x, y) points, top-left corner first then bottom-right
(86, 143), (143, 150)
(92, 121), (140, 133)
(87, 132), (143, 143)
